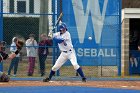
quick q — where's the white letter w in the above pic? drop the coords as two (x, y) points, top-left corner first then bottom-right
(72, 0), (108, 44)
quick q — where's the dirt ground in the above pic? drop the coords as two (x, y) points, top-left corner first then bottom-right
(0, 80), (140, 90)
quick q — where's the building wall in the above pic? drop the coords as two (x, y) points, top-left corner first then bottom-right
(122, 0), (140, 9)
(121, 18), (130, 76)
(3, 0), (40, 13)
(121, 8), (140, 76)
(2, 0), (53, 18)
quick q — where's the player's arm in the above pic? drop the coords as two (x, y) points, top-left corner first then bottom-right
(52, 32), (64, 43)
(0, 50), (20, 61)
(9, 40), (24, 59)
(14, 40), (24, 54)
(0, 52), (12, 61)
(0, 40), (24, 61)
(53, 36), (68, 46)
(0, 52), (8, 60)
(53, 36), (64, 44)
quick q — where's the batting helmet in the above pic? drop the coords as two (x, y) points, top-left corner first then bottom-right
(59, 22), (67, 31)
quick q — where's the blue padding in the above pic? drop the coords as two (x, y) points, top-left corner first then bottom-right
(0, 62), (3, 71)
(0, 86), (140, 93)
(10, 77), (140, 81)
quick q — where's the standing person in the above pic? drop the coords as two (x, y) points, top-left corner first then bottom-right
(8, 37), (20, 77)
(25, 34), (38, 76)
(38, 34), (52, 76)
(43, 22), (86, 82)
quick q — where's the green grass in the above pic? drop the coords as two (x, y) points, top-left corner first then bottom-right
(2, 57), (128, 78)
(3, 58), (100, 77)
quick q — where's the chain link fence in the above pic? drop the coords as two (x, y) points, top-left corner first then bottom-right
(2, 0), (58, 77)
(1, 0), (121, 78)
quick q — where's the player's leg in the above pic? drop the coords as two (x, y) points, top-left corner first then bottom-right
(69, 50), (86, 82)
(8, 58), (15, 75)
(13, 57), (20, 76)
(43, 52), (68, 82)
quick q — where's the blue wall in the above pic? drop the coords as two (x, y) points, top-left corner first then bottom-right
(62, 0), (121, 66)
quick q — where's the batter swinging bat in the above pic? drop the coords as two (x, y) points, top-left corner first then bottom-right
(48, 12), (63, 38)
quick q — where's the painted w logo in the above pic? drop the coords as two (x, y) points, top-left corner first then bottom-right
(72, 0), (108, 44)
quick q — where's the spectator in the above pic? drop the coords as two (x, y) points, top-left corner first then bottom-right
(8, 37), (20, 77)
(25, 34), (38, 76)
(38, 34), (52, 76)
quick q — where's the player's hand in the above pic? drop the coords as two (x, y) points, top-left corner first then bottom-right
(8, 53), (16, 59)
(48, 31), (53, 38)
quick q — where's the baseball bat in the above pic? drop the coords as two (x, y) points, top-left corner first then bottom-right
(53, 12), (63, 30)
(48, 12), (63, 37)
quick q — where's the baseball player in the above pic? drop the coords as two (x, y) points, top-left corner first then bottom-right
(43, 22), (86, 82)
(0, 40), (24, 82)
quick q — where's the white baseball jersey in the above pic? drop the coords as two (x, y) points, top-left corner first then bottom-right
(52, 31), (80, 71)
(53, 31), (73, 51)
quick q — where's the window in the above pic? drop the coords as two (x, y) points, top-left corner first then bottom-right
(29, 0), (34, 13)
(17, 1), (26, 13)
(9, 0), (14, 13)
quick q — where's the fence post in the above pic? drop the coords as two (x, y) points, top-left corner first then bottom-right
(118, 0), (122, 76)
(0, 0), (3, 71)
(0, 62), (3, 71)
(39, 0), (49, 36)
(0, 0), (3, 41)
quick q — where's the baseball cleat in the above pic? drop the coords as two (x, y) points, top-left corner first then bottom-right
(43, 77), (50, 82)
(82, 77), (86, 82)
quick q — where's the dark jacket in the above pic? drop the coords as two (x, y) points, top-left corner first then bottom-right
(0, 51), (8, 61)
(38, 39), (52, 55)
